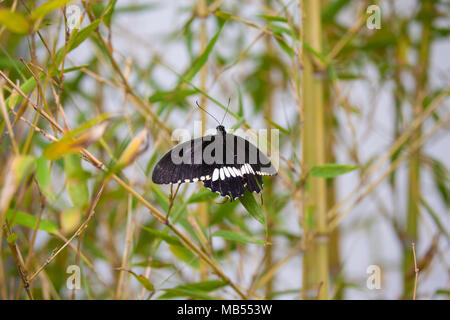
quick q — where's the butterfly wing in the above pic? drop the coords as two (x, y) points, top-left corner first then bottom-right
(202, 133), (277, 200)
(152, 132), (276, 200)
(152, 136), (215, 184)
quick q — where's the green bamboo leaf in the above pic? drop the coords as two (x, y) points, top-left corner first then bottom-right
(114, 3), (159, 14)
(36, 156), (54, 201)
(212, 230), (268, 245)
(118, 269), (154, 291)
(132, 259), (172, 269)
(43, 114), (109, 160)
(103, 0), (117, 27)
(183, 21), (227, 83)
(54, 19), (101, 66)
(7, 209), (59, 234)
(60, 207), (81, 234)
(12, 155), (35, 186)
(420, 198), (449, 240)
(310, 164), (358, 178)
(276, 38), (295, 57)
(239, 189), (266, 227)
(265, 117), (290, 134)
(303, 40), (328, 64)
(7, 232), (18, 244)
(429, 158), (449, 207)
(141, 226), (182, 246)
(435, 289), (450, 297)
(169, 245), (200, 269)
(322, 0), (351, 23)
(187, 189), (218, 203)
(214, 11), (232, 20)
(159, 288), (220, 300)
(159, 280), (226, 299)
(5, 66), (87, 108)
(30, 0), (73, 21)
(0, 9), (30, 34)
(64, 154), (89, 208)
(149, 88), (197, 104)
(257, 14), (288, 22)
(135, 275), (154, 291)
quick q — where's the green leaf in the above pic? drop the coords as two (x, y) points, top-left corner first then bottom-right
(310, 164), (358, 178)
(103, 0), (117, 27)
(429, 158), (449, 208)
(257, 14), (288, 22)
(159, 280), (226, 299)
(149, 88), (197, 103)
(60, 207), (81, 234)
(141, 226), (182, 246)
(214, 11), (232, 20)
(265, 117), (290, 134)
(183, 21), (227, 83)
(54, 19), (101, 66)
(435, 289), (450, 297)
(275, 38), (295, 57)
(30, 0), (74, 21)
(159, 288), (220, 300)
(5, 66), (86, 108)
(169, 245), (200, 269)
(322, 0), (351, 23)
(7, 232), (18, 244)
(187, 189), (218, 203)
(420, 198), (449, 240)
(239, 189), (266, 228)
(212, 230), (268, 245)
(12, 155), (35, 186)
(0, 9), (30, 34)
(36, 156), (54, 201)
(64, 154), (89, 208)
(43, 114), (109, 160)
(303, 41), (328, 64)
(7, 209), (59, 234)
(119, 269), (154, 291)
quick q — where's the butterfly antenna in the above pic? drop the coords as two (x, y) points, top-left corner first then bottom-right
(220, 98), (231, 125)
(195, 100), (220, 125)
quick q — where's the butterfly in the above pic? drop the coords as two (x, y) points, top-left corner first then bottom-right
(152, 102), (277, 201)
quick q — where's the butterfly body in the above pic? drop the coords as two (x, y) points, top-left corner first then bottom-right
(152, 126), (276, 200)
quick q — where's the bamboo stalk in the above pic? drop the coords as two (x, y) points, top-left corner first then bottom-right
(403, 0), (432, 299)
(301, 0), (329, 300)
(197, 0), (209, 281)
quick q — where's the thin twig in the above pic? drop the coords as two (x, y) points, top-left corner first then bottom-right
(412, 242), (419, 300)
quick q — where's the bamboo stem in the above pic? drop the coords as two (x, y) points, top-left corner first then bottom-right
(301, 0), (328, 300)
(403, 0), (432, 299)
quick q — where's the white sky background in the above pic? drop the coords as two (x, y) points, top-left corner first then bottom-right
(37, 0), (449, 299)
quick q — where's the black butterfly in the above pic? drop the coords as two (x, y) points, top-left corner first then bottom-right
(152, 104), (277, 201)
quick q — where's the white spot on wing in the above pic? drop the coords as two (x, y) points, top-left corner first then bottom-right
(223, 167), (230, 178)
(228, 167), (236, 177)
(212, 169), (219, 181)
(219, 168), (225, 180)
